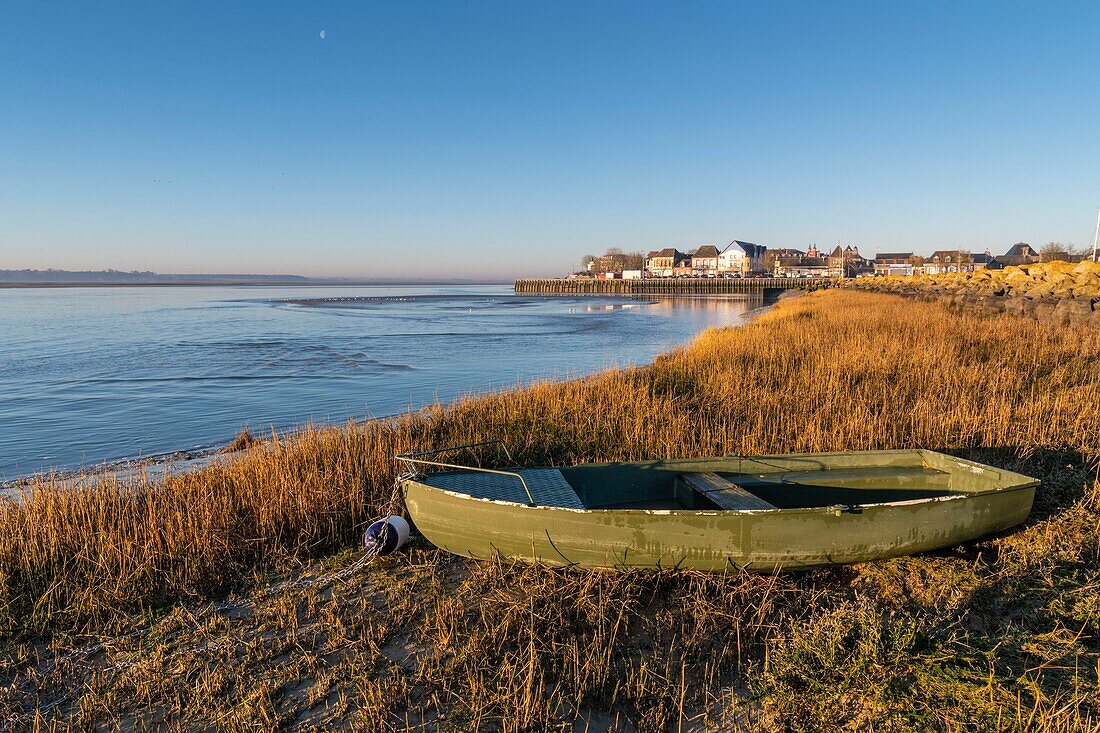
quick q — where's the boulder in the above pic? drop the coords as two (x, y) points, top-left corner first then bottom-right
(1024, 284), (1053, 300)
(1033, 301), (1057, 322)
(1051, 284), (1075, 299)
(977, 295), (1004, 313)
(1052, 297), (1093, 326)
(1004, 297), (1028, 316)
(1072, 284), (1100, 299)
(1050, 271), (1073, 287)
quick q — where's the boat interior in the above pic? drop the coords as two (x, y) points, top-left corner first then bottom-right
(417, 451), (1020, 511)
(564, 463), (959, 510)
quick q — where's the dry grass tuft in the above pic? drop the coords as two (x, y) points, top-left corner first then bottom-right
(224, 424), (260, 453)
(2, 289), (1099, 730)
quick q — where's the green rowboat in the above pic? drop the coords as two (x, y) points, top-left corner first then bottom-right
(398, 444), (1037, 572)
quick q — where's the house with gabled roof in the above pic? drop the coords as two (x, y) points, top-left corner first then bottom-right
(827, 245), (873, 278)
(971, 251), (1003, 271)
(691, 245), (722, 275)
(718, 241), (767, 274)
(645, 248), (690, 277)
(925, 250), (973, 275)
(1000, 242), (1039, 266)
(773, 255), (830, 278)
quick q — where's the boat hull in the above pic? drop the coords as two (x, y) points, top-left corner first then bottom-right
(401, 451), (1037, 572)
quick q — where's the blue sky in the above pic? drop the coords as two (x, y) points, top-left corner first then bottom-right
(2, 2), (1098, 278)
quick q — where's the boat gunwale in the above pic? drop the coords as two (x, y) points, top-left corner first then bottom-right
(404, 447), (1040, 515)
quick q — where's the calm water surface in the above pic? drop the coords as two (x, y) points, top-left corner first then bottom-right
(0, 285), (755, 477)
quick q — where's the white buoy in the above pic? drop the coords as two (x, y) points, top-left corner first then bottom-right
(363, 515), (410, 556)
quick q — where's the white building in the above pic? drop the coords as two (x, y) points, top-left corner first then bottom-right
(718, 241), (767, 274)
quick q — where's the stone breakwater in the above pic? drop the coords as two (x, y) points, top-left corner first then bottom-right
(845, 260), (1100, 329)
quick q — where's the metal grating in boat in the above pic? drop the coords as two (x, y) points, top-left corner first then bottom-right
(423, 468), (585, 509)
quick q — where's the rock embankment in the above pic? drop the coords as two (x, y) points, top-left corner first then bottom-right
(847, 260), (1100, 329)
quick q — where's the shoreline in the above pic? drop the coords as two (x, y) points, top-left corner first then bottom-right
(3, 291), (790, 493)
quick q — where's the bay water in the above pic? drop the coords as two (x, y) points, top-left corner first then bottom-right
(0, 285), (755, 477)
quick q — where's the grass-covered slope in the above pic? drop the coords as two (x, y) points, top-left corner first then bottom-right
(2, 290), (1098, 730)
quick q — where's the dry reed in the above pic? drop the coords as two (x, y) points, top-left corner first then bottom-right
(2, 290), (1098, 730)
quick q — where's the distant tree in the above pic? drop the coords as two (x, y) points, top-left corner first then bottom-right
(582, 248), (644, 273)
(1040, 242), (1072, 262)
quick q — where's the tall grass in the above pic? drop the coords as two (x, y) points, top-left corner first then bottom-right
(2, 290), (1098, 730)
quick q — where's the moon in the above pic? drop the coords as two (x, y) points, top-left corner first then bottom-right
(319, 29), (326, 39)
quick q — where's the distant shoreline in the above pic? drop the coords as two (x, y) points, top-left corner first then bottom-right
(2, 293), (784, 491)
(0, 279), (516, 289)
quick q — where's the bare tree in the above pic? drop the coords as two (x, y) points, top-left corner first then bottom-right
(955, 249), (972, 271)
(582, 248), (645, 273)
(1040, 242), (1072, 262)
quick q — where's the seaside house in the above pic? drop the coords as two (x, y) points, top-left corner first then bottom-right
(873, 252), (915, 277)
(971, 251), (1003, 271)
(999, 242), (1040, 266)
(768, 247), (852, 277)
(718, 241), (767, 274)
(672, 261), (694, 277)
(774, 254), (830, 277)
(828, 245), (873, 278)
(645, 248), (690, 277)
(766, 248), (804, 276)
(925, 250), (973, 275)
(691, 245), (722, 276)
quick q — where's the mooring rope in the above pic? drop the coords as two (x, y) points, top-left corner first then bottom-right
(13, 477), (411, 723)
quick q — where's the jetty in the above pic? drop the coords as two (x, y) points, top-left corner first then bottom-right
(514, 277), (836, 296)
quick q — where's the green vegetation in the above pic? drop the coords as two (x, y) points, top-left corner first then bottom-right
(1, 290), (1098, 730)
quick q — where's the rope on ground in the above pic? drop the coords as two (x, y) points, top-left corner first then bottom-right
(16, 477), (411, 721)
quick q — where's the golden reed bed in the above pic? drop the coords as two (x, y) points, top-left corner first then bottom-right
(2, 290), (1098, 730)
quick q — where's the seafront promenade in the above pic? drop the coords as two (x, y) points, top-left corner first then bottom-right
(515, 276), (836, 295)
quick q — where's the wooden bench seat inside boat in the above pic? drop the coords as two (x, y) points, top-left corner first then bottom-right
(679, 472), (777, 511)
(423, 468), (585, 509)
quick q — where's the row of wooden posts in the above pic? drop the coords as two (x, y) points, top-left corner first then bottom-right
(514, 277), (837, 295)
